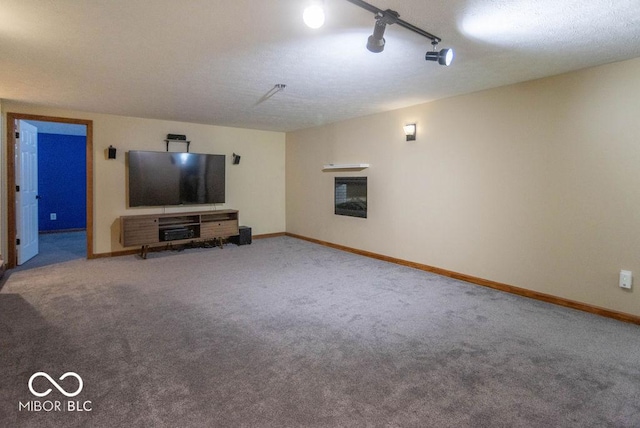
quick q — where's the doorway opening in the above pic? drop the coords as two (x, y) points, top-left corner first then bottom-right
(6, 113), (94, 270)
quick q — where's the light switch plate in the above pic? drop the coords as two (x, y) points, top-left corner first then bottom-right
(619, 270), (632, 289)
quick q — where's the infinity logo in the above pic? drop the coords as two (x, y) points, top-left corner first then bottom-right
(28, 372), (83, 398)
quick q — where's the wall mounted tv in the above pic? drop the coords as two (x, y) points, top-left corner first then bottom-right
(128, 151), (225, 207)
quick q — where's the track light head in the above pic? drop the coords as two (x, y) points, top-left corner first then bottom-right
(425, 48), (454, 66)
(367, 20), (387, 52)
(366, 10), (399, 53)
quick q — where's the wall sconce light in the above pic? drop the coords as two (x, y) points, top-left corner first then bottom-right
(107, 145), (117, 159)
(403, 124), (416, 141)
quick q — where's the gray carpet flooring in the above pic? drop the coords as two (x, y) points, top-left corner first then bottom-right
(1, 236), (639, 427)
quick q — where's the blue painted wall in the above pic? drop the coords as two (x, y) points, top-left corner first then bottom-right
(38, 133), (86, 231)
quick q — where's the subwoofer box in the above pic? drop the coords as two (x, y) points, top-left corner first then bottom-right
(230, 226), (252, 245)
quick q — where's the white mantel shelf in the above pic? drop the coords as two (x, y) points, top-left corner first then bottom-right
(322, 163), (370, 170)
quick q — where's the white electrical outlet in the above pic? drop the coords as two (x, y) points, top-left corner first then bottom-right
(619, 270), (632, 290)
(50, 213), (57, 220)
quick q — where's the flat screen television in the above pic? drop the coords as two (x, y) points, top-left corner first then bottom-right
(128, 151), (225, 207)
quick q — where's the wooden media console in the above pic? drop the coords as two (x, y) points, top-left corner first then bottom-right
(120, 209), (239, 258)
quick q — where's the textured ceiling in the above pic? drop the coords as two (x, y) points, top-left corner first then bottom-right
(1, 0), (639, 132)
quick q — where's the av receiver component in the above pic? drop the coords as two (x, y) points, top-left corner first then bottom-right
(163, 228), (194, 241)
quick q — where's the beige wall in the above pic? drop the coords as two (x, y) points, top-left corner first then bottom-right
(286, 57), (640, 317)
(0, 99), (4, 263)
(1, 103), (286, 256)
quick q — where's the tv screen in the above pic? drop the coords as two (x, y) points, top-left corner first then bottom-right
(128, 151), (225, 207)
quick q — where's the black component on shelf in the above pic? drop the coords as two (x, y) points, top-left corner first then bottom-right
(162, 228), (195, 242)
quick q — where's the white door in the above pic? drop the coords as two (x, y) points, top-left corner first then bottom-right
(15, 120), (39, 265)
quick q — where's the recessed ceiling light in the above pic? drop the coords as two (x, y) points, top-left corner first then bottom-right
(303, 4), (325, 29)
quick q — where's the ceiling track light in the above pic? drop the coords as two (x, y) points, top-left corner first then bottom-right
(366, 9), (399, 53)
(345, 0), (454, 65)
(425, 42), (454, 66)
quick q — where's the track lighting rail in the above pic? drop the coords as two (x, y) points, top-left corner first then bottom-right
(345, 0), (442, 44)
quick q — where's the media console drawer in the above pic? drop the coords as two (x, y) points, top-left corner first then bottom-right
(201, 220), (239, 239)
(121, 216), (159, 247)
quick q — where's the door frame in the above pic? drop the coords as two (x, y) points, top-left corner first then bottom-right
(6, 113), (94, 269)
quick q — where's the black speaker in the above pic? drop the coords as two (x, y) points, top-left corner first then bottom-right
(108, 145), (117, 159)
(231, 226), (252, 245)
